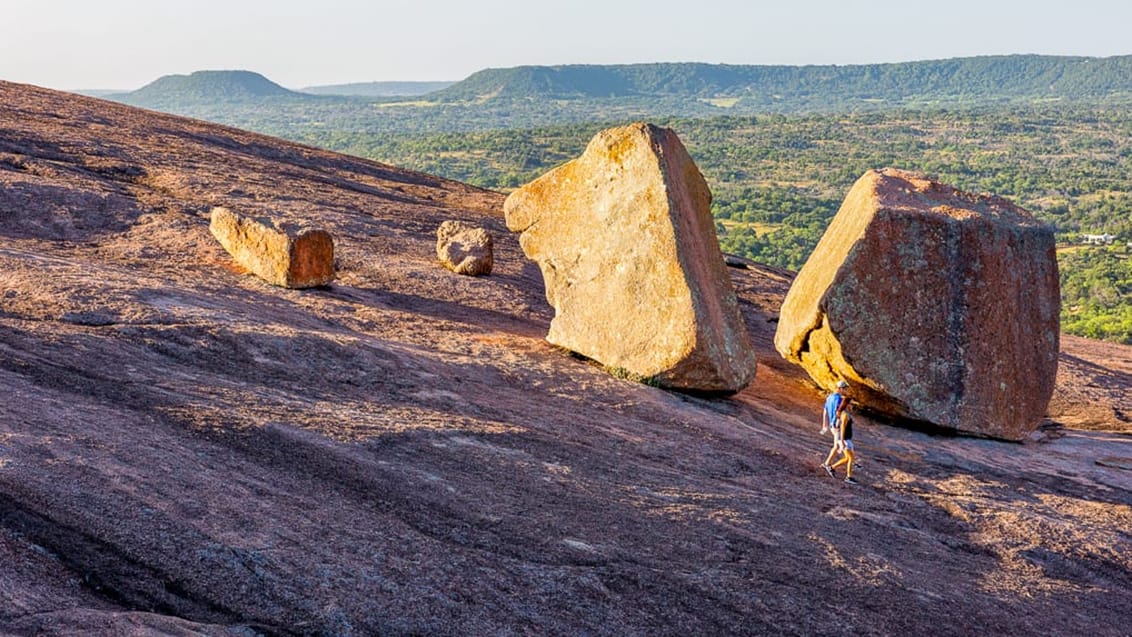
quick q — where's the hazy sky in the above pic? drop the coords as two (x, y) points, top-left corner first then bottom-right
(3, 0), (1129, 90)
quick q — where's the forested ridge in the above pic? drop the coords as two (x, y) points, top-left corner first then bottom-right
(430, 55), (1132, 106)
(114, 55), (1132, 120)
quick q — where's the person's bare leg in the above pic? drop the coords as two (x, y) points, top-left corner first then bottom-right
(832, 449), (855, 481)
(823, 443), (839, 468)
(831, 448), (853, 473)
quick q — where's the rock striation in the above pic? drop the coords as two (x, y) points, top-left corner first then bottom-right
(209, 206), (335, 288)
(436, 220), (494, 276)
(503, 123), (755, 392)
(775, 168), (1059, 440)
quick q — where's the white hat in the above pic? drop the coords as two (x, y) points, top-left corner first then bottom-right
(836, 380), (849, 389)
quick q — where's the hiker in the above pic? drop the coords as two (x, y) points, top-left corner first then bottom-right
(820, 380), (849, 480)
(820, 379), (848, 436)
(826, 398), (858, 484)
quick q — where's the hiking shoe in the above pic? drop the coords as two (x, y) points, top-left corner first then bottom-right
(844, 476), (858, 485)
(822, 464), (835, 478)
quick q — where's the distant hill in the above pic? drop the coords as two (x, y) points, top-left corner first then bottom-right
(70, 88), (129, 98)
(300, 81), (455, 97)
(430, 55), (1132, 105)
(111, 70), (303, 106)
(108, 55), (1132, 115)
(99, 56), (1132, 139)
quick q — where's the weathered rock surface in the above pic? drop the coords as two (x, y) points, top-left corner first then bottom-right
(503, 122), (756, 392)
(1, 82), (1129, 637)
(775, 168), (1060, 440)
(436, 219), (493, 275)
(209, 206), (335, 288)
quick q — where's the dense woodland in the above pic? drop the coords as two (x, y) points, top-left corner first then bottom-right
(108, 60), (1132, 343)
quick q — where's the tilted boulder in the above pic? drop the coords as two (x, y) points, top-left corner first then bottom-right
(775, 168), (1059, 440)
(436, 220), (493, 276)
(503, 122), (756, 393)
(209, 207), (334, 288)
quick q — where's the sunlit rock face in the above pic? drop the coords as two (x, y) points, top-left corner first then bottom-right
(504, 123), (756, 393)
(209, 207), (335, 288)
(774, 168), (1059, 440)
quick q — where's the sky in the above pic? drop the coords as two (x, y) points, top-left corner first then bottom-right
(2, 0), (1130, 91)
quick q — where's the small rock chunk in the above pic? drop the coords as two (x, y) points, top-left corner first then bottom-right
(436, 220), (494, 276)
(209, 207), (334, 288)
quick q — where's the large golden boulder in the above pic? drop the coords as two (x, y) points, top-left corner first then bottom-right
(775, 168), (1059, 440)
(504, 123), (755, 392)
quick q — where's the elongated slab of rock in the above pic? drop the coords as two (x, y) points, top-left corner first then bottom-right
(437, 220), (493, 276)
(503, 123), (755, 392)
(209, 207), (334, 288)
(775, 168), (1059, 440)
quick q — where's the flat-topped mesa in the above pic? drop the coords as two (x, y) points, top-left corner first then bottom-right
(503, 122), (756, 393)
(775, 168), (1059, 440)
(209, 207), (335, 288)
